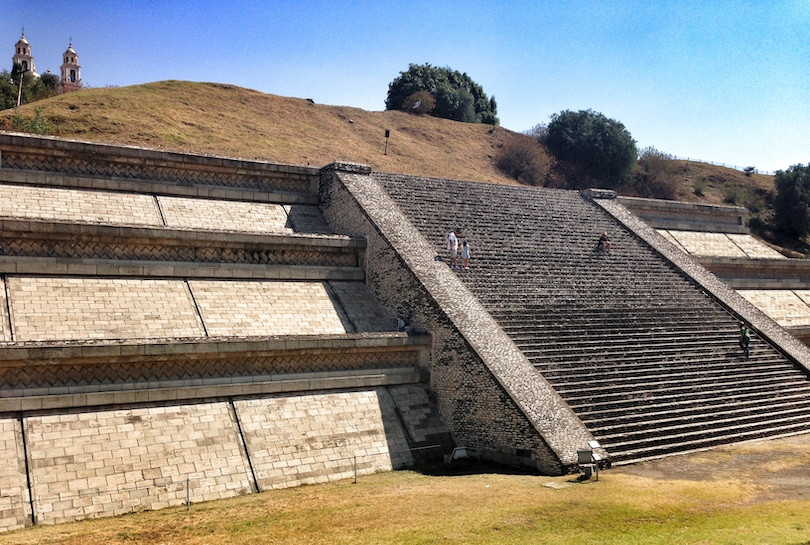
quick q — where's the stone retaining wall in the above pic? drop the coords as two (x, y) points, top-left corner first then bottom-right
(0, 383), (447, 532)
(2, 277), (391, 343)
(618, 195), (748, 233)
(0, 132), (319, 198)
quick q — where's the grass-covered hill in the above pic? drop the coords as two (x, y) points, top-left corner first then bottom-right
(0, 80), (775, 217)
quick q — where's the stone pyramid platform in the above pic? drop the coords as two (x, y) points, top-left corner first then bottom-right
(0, 133), (452, 531)
(3, 131), (810, 533)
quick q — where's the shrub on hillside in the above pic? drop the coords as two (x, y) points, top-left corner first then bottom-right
(385, 63), (498, 125)
(402, 91), (436, 115)
(11, 107), (53, 134)
(773, 164), (810, 239)
(496, 135), (549, 186)
(545, 109), (637, 188)
(628, 146), (677, 199)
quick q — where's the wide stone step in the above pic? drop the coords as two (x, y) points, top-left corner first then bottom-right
(495, 310), (733, 328)
(587, 396), (810, 436)
(539, 356), (789, 384)
(564, 374), (810, 410)
(521, 339), (738, 361)
(574, 383), (810, 421)
(549, 361), (798, 391)
(533, 351), (781, 376)
(553, 367), (804, 400)
(602, 413), (810, 462)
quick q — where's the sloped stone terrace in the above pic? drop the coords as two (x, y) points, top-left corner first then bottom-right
(377, 172), (810, 463)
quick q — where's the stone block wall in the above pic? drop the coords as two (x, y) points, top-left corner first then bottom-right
(0, 416), (28, 531)
(318, 164), (596, 474)
(236, 388), (412, 490)
(2, 277), (394, 343)
(7, 277), (205, 341)
(618, 195), (748, 233)
(0, 132), (319, 198)
(24, 401), (253, 525)
(0, 382), (447, 532)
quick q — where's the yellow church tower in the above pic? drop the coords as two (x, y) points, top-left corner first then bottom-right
(59, 41), (82, 92)
(12, 31), (38, 76)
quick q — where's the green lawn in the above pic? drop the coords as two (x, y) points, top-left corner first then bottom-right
(4, 465), (810, 545)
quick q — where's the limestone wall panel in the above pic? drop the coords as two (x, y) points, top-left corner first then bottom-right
(726, 233), (786, 259)
(24, 402), (253, 525)
(329, 281), (394, 332)
(190, 280), (350, 336)
(738, 290), (810, 328)
(0, 183), (162, 226)
(0, 417), (29, 533)
(236, 389), (412, 490)
(0, 276), (10, 342)
(158, 196), (295, 234)
(7, 277), (204, 341)
(666, 230), (746, 257)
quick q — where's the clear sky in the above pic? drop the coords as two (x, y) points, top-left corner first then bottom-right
(5, 0), (809, 173)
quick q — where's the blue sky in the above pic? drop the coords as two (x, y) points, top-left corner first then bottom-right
(5, 0), (809, 173)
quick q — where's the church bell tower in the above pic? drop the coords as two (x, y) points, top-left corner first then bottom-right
(60, 41), (82, 92)
(12, 31), (38, 76)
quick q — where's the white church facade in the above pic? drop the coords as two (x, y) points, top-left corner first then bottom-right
(12, 32), (82, 92)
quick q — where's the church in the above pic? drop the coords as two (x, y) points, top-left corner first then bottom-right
(12, 32), (82, 92)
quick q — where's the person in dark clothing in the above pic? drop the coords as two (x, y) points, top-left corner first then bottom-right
(739, 323), (751, 358)
(598, 232), (612, 253)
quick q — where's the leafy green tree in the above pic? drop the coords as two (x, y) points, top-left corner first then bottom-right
(0, 70), (17, 110)
(385, 63), (498, 125)
(773, 164), (810, 238)
(545, 109), (637, 187)
(40, 72), (59, 91)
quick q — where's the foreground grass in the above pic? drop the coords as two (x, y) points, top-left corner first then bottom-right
(3, 467), (809, 545)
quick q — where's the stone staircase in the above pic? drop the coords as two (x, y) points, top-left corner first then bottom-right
(377, 172), (810, 464)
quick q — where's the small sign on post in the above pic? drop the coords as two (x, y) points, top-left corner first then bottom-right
(384, 130), (390, 155)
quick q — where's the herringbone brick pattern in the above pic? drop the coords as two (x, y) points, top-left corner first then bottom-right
(236, 389), (412, 490)
(190, 280), (351, 336)
(25, 402), (253, 525)
(0, 183), (162, 226)
(7, 277), (205, 341)
(1, 151), (311, 193)
(0, 351), (417, 391)
(0, 417), (27, 533)
(0, 237), (356, 267)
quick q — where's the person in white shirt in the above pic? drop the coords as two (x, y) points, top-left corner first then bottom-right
(461, 240), (470, 270)
(447, 229), (460, 269)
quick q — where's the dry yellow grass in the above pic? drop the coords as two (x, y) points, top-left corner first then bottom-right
(3, 435), (810, 545)
(0, 80), (520, 185)
(1, 80), (773, 210)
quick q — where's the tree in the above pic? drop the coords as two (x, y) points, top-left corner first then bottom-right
(385, 63), (498, 125)
(773, 164), (810, 239)
(0, 70), (17, 110)
(545, 109), (637, 187)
